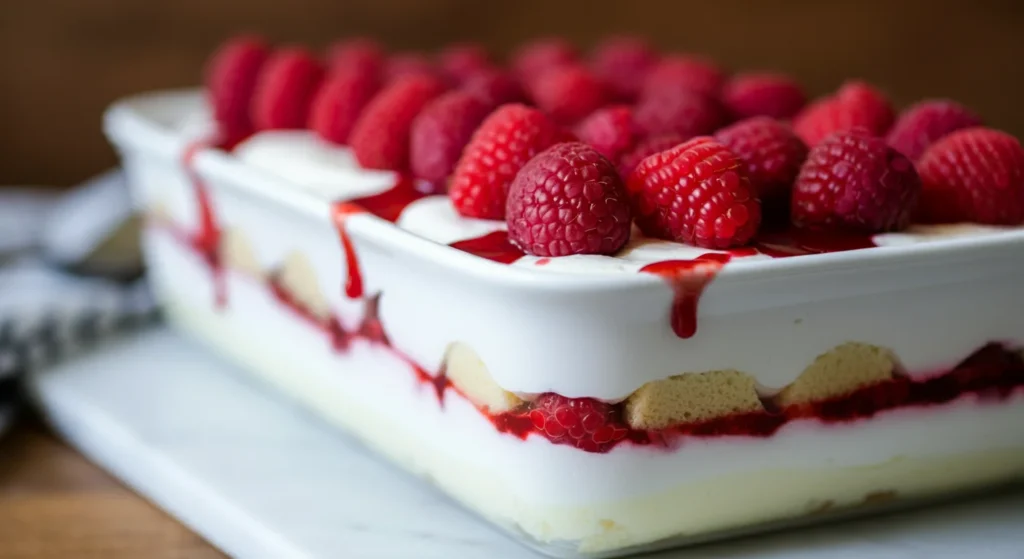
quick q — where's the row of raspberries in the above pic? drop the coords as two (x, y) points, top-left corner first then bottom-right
(205, 36), (1024, 257)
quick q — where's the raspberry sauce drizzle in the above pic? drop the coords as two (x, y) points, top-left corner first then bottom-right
(448, 230), (525, 264)
(182, 141), (227, 308)
(331, 203), (367, 299)
(640, 254), (731, 339)
(753, 227), (877, 258)
(329, 176), (428, 299)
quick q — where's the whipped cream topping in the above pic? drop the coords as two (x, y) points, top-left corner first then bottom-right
(396, 196), (506, 245)
(873, 223), (1011, 246)
(235, 131), (397, 201)
(174, 103), (219, 142)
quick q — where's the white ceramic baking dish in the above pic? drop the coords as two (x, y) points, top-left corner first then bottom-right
(105, 89), (1024, 558)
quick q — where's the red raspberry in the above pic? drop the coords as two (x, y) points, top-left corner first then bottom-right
(641, 55), (726, 99)
(573, 105), (637, 162)
(836, 81), (894, 132)
(590, 36), (659, 102)
(626, 137), (761, 248)
(634, 89), (727, 139)
(326, 38), (384, 78)
(204, 36), (269, 142)
(308, 67), (380, 145)
(460, 69), (526, 108)
(793, 81), (894, 146)
(527, 393), (629, 453)
(886, 100), (983, 161)
(616, 133), (684, 179)
(409, 91), (491, 183)
(722, 73), (806, 120)
(529, 65), (608, 124)
(792, 130), (920, 232)
(507, 142), (632, 256)
(384, 52), (437, 83)
(438, 43), (492, 84)
(251, 47), (325, 132)
(449, 104), (563, 219)
(349, 75), (446, 171)
(511, 38), (579, 82)
(714, 117), (808, 200)
(917, 127), (1024, 225)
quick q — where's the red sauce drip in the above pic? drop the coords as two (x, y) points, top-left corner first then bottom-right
(725, 246), (759, 257)
(418, 361), (450, 406)
(268, 275), (353, 350)
(182, 142), (226, 307)
(331, 203), (367, 299)
(356, 293), (390, 346)
(329, 176), (427, 300)
(753, 227), (877, 258)
(265, 270), (452, 405)
(640, 253), (731, 339)
(448, 231), (525, 264)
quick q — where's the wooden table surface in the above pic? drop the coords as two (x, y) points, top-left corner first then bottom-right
(0, 414), (224, 559)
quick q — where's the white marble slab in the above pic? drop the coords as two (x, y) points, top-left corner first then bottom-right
(26, 327), (1024, 559)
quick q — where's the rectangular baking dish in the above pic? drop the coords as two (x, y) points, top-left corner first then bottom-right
(105, 89), (1024, 558)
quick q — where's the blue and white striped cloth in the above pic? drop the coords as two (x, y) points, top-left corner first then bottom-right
(0, 172), (157, 435)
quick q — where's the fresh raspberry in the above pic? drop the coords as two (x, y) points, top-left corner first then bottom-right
(886, 100), (983, 161)
(574, 105), (637, 162)
(792, 130), (920, 232)
(449, 104), (563, 219)
(714, 117), (808, 200)
(590, 36), (659, 102)
(460, 68), (526, 108)
(529, 65), (608, 124)
(326, 38), (384, 78)
(917, 127), (1024, 225)
(791, 98), (838, 146)
(722, 73), (806, 120)
(251, 47), (325, 131)
(507, 142), (632, 256)
(349, 75), (446, 171)
(308, 67), (380, 145)
(836, 81), (894, 132)
(438, 43), (492, 84)
(626, 137), (761, 248)
(793, 81), (894, 146)
(616, 133), (684, 179)
(384, 52), (437, 83)
(640, 55), (726, 99)
(409, 91), (491, 183)
(527, 393), (629, 453)
(511, 38), (579, 82)
(204, 36), (270, 142)
(633, 89), (727, 139)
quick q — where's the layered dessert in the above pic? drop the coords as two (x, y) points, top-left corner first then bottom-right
(105, 35), (1024, 557)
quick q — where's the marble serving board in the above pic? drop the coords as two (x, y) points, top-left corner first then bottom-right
(25, 327), (1024, 559)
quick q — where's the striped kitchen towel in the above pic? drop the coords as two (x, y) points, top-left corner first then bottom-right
(0, 171), (155, 435)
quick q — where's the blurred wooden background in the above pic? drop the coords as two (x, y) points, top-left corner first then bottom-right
(1, 0), (1023, 187)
